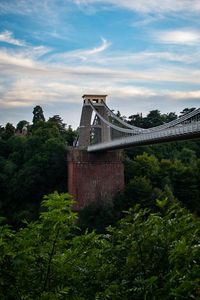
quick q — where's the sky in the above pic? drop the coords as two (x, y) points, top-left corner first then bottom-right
(0, 0), (200, 129)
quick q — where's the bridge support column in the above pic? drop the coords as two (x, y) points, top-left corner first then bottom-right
(67, 147), (124, 211)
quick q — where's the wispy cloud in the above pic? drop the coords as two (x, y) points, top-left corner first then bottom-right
(85, 37), (110, 55)
(1, 44), (200, 85)
(156, 30), (200, 45)
(0, 49), (34, 68)
(0, 30), (25, 46)
(50, 37), (110, 62)
(2, 0), (199, 25)
(73, 0), (200, 15)
(168, 90), (200, 99)
(131, 14), (163, 27)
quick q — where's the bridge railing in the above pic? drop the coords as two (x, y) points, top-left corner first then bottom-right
(88, 121), (200, 151)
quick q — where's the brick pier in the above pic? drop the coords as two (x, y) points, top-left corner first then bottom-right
(67, 147), (124, 210)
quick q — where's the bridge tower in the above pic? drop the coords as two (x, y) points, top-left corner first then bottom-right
(78, 94), (110, 147)
(67, 95), (124, 211)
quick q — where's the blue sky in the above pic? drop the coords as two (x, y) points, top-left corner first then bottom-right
(0, 0), (200, 128)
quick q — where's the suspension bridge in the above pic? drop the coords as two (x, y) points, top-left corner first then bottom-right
(76, 94), (200, 151)
(68, 94), (200, 210)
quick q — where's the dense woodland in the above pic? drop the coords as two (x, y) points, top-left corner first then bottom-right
(0, 106), (200, 299)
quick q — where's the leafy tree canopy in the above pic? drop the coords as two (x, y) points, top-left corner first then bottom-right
(16, 120), (29, 132)
(32, 105), (45, 124)
(48, 115), (66, 135)
(128, 110), (177, 129)
(1, 122), (15, 140)
(179, 107), (196, 116)
(0, 192), (199, 299)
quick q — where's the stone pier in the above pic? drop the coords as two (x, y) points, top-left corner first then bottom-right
(67, 147), (124, 210)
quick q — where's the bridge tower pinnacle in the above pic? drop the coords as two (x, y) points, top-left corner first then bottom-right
(78, 94), (110, 147)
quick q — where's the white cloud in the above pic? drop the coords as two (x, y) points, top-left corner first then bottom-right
(131, 15), (163, 27)
(73, 0), (200, 14)
(1, 46), (200, 86)
(168, 90), (200, 99)
(29, 46), (51, 58)
(0, 49), (34, 68)
(0, 30), (25, 46)
(86, 50), (200, 66)
(1, 0), (200, 21)
(157, 30), (200, 44)
(0, 45), (51, 70)
(86, 37), (110, 55)
(2, 75), (199, 111)
(50, 37), (110, 62)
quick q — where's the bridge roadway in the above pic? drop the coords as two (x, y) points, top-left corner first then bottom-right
(87, 122), (200, 152)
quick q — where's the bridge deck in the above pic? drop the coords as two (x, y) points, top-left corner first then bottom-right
(88, 122), (200, 152)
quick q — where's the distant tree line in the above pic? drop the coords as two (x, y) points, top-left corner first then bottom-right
(0, 105), (77, 226)
(127, 107), (195, 128)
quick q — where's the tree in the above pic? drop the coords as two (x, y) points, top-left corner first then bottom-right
(48, 115), (66, 135)
(0, 193), (199, 299)
(32, 105), (45, 124)
(123, 176), (155, 209)
(65, 125), (77, 146)
(179, 107), (196, 116)
(128, 113), (144, 127)
(177, 148), (197, 166)
(0, 125), (5, 138)
(2, 123), (15, 140)
(16, 120), (29, 132)
(0, 192), (77, 299)
(32, 121), (60, 141)
(145, 110), (165, 127)
(163, 112), (177, 123)
(130, 152), (160, 182)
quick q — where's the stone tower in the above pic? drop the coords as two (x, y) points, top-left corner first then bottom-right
(78, 94), (110, 147)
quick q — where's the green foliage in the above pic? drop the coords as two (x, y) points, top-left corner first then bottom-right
(0, 193), (199, 299)
(124, 152), (200, 215)
(78, 203), (115, 233)
(48, 114), (66, 135)
(16, 120), (29, 132)
(1, 122), (15, 140)
(0, 123), (68, 227)
(128, 109), (177, 129)
(129, 152), (159, 181)
(32, 105), (45, 124)
(65, 125), (78, 146)
(32, 120), (60, 141)
(124, 176), (155, 209)
(0, 192), (77, 299)
(79, 147), (200, 234)
(0, 105), (79, 227)
(48, 115), (77, 145)
(0, 125), (5, 137)
(0, 139), (9, 157)
(179, 107), (196, 116)
(145, 109), (165, 127)
(177, 147), (197, 166)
